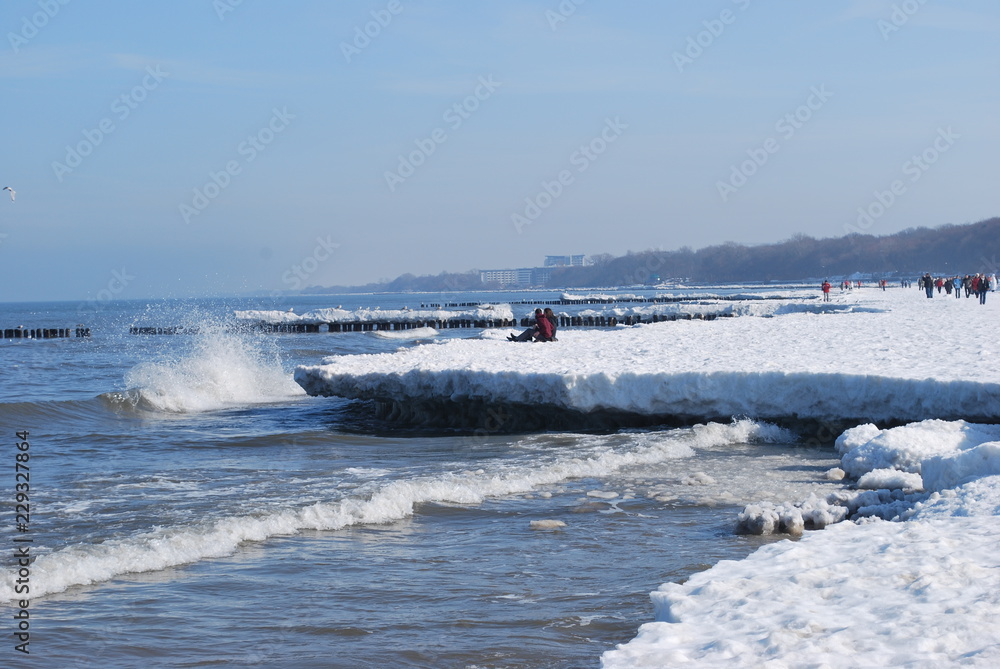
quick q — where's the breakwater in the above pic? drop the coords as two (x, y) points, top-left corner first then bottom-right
(3, 327), (90, 339)
(129, 311), (733, 335)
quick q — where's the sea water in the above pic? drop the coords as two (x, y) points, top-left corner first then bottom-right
(1, 291), (842, 668)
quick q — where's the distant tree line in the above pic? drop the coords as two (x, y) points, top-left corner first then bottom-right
(549, 217), (1000, 286)
(300, 217), (1000, 294)
(301, 270), (484, 295)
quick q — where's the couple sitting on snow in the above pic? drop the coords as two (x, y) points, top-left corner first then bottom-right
(508, 308), (557, 342)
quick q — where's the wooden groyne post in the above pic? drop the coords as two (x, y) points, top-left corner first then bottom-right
(128, 313), (735, 335)
(2, 327), (90, 339)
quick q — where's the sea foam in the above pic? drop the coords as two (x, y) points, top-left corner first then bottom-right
(0, 420), (772, 600)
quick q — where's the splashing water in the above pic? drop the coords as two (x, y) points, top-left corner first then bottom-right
(118, 320), (305, 413)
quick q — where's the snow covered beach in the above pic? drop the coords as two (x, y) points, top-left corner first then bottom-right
(234, 303), (514, 325)
(294, 287), (1000, 425)
(602, 418), (1000, 667)
(295, 286), (1000, 667)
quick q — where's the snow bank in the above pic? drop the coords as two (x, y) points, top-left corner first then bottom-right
(369, 327), (439, 340)
(604, 418), (1000, 667)
(239, 290), (874, 328)
(558, 289), (817, 302)
(566, 300), (882, 320)
(736, 419), (1000, 534)
(235, 304), (513, 325)
(922, 442), (1000, 492)
(836, 420), (1000, 479)
(736, 493), (849, 535)
(295, 289), (1000, 423)
(560, 292), (647, 301)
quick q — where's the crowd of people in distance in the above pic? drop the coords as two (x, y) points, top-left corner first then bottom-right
(509, 307), (557, 342)
(920, 272), (995, 304)
(516, 276), (995, 342)
(822, 279), (867, 298)
(821, 274), (995, 306)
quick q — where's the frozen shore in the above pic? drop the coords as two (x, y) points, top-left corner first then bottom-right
(295, 285), (1000, 666)
(602, 418), (1000, 667)
(235, 303), (514, 325)
(294, 288), (1000, 424)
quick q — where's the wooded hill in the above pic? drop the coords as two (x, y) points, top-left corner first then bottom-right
(549, 217), (1000, 287)
(303, 217), (1000, 294)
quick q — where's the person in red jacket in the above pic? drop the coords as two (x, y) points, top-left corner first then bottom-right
(543, 307), (558, 341)
(509, 308), (555, 342)
(821, 280), (831, 302)
(535, 309), (555, 341)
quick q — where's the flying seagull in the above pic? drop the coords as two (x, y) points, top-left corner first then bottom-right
(2, 186), (14, 202)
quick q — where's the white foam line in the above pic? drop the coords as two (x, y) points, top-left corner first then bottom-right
(1, 420), (784, 600)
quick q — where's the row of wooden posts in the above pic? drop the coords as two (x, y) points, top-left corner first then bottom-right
(127, 312), (733, 335)
(5, 313), (733, 339)
(2, 327), (91, 339)
(420, 295), (785, 308)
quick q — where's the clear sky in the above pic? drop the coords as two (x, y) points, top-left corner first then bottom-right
(1, 0), (997, 302)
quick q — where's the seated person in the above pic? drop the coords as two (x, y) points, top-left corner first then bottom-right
(543, 308), (558, 341)
(509, 308), (554, 342)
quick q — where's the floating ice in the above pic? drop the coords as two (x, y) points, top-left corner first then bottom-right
(609, 417), (1000, 667)
(680, 472), (715, 486)
(370, 326), (439, 339)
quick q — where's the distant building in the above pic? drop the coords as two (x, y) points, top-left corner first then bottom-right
(544, 254), (586, 267)
(479, 266), (555, 287)
(479, 269), (520, 285)
(481, 255), (586, 287)
(532, 267), (553, 284)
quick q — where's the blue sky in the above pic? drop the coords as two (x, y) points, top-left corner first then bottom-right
(1, 0), (997, 301)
